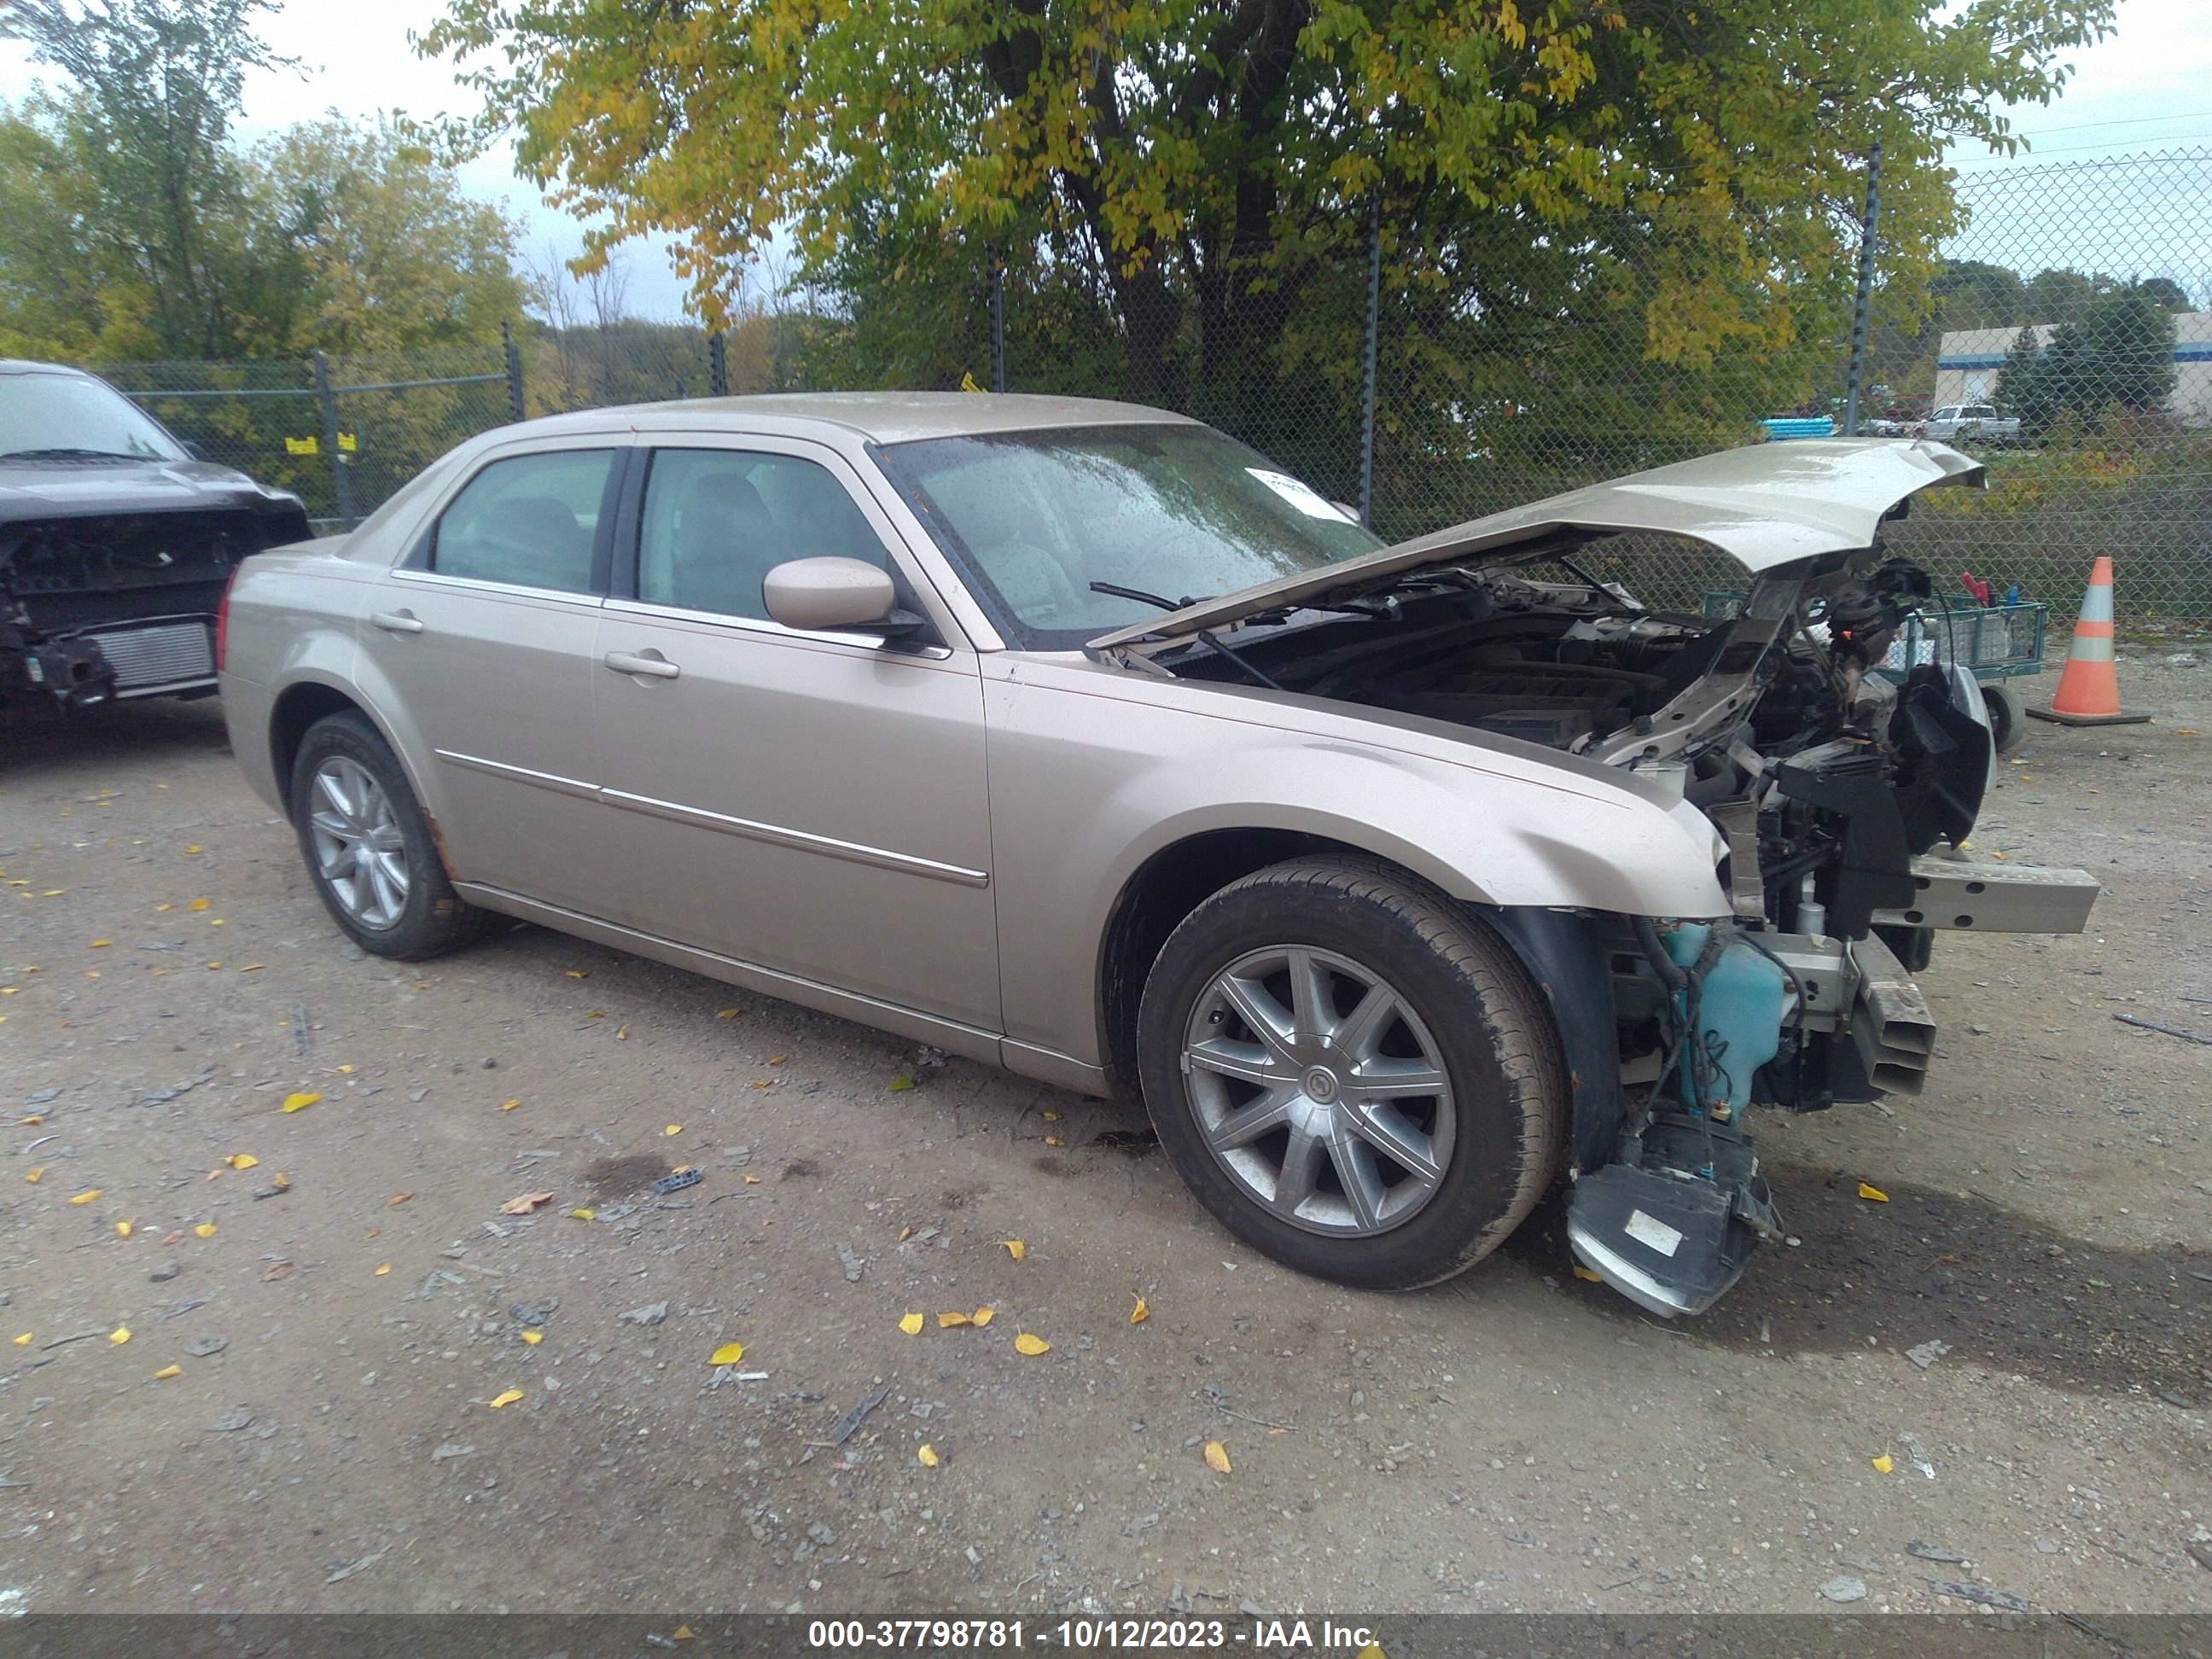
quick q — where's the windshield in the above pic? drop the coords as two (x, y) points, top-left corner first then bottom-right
(874, 422), (1382, 648)
(0, 372), (185, 462)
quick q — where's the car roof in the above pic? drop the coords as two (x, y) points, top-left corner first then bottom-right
(0, 359), (95, 378)
(486, 391), (1205, 447)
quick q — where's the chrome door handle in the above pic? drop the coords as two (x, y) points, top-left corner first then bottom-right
(370, 610), (424, 634)
(603, 649), (681, 680)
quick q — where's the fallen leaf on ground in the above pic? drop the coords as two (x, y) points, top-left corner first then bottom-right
(195, 1223), (216, 1238)
(1872, 1453), (1895, 1474)
(486, 1389), (524, 1409)
(1045, 1135), (1065, 1147)
(707, 1342), (746, 1365)
(188, 898), (209, 911)
(888, 1074), (916, 1092)
(69, 1188), (102, 1204)
(917, 1444), (940, 1468)
(12, 1334), (31, 1347)
(19, 1115), (42, 1126)
(154, 1365), (181, 1380)
(1001, 1239), (1026, 1260)
(716, 1008), (740, 1019)
(24, 1167), (42, 1185)
(236, 963), (264, 974)
(1202, 1441), (1231, 1474)
(499, 1191), (554, 1214)
(261, 1260), (293, 1280)
(971, 1307), (995, 1327)
(742, 1174), (760, 1185)
(183, 845), (201, 854)
(615, 1026), (629, 1040)
(564, 969), (588, 979)
(109, 1325), (131, 1345)
(898, 1225), (914, 1241)
(1572, 1264), (1604, 1284)
(1129, 1295), (1149, 1324)
(1857, 1182), (1889, 1202)
(373, 1263), (391, 1276)
(938, 1312), (971, 1328)
(387, 1192), (412, 1207)
(279, 1091), (321, 1114)
(89, 939), (109, 948)
(499, 1098), (521, 1111)
(664, 1124), (682, 1137)
(899, 1313), (924, 1336)
(1042, 1110), (1062, 1121)
(521, 1330), (543, 1346)
(568, 1208), (595, 1220)
(335, 1065), (354, 1074)
(226, 1153), (258, 1170)
(114, 1220), (133, 1237)
(1013, 1332), (1051, 1356)
(269, 1173), (291, 1191)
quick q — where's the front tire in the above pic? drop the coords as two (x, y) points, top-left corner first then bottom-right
(1136, 857), (1566, 1291)
(289, 711), (488, 960)
(1981, 682), (2028, 756)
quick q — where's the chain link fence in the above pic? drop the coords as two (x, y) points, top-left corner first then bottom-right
(80, 147), (2211, 619)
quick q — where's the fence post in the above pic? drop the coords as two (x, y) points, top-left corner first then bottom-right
(1842, 141), (1883, 437)
(990, 259), (1006, 393)
(1358, 196), (1382, 527)
(311, 349), (358, 531)
(708, 331), (730, 398)
(502, 319), (526, 422)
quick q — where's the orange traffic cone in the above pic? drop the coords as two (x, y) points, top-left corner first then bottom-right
(2029, 556), (2148, 727)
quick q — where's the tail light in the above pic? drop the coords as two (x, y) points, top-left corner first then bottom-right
(214, 567), (237, 673)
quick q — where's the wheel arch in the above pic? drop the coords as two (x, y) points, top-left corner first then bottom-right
(266, 678), (450, 872)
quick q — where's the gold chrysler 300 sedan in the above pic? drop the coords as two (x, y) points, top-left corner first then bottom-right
(217, 394), (2098, 1315)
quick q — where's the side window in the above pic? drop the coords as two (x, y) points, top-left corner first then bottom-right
(638, 448), (893, 621)
(431, 449), (616, 593)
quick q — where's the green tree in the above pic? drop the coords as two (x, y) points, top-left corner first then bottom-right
(422, 0), (2113, 409)
(0, 0), (299, 357)
(2133, 276), (2191, 312)
(1999, 288), (2176, 435)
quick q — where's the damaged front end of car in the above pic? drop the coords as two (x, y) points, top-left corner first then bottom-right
(1092, 439), (2099, 1314)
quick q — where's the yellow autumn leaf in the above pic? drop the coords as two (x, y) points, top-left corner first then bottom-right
(522, 1330), (544, 1346)
(69, 1188), (102, 1204)
(708, 1341), (747, 1365)
(500, 1098), (521, 1111)
(89, 938), (110, 948)
(899, 1313), (924, 1336)
(742, 1173), (760, 1185)
(335, 1064), (354, 1074)
(183, 844), (201, 854)
(226, 1154), (258, 1170)
(568, 1208), (596, 1220)
(938, 1311), (971, 1328)
(1130, 1295), (1149, 1324)
(486, 1389), (525, 1409)
(1042, 1110), (1062, 1121)
(673, 1627), (696, 1642)
(664, 1123), (683, 1137)
(1001, 1239), (1025, 1260)
(109, 1325), (131, 1345)
(615, 1026), (630, 1040)
(971, 1307), (995, 1327)
(188, 897), (209, 911)
(716, 1007), (741, 1018)
(1572, 1264), (1603, 1283)
(1202, 1441), (1231, 1474)
(1013, 1332), (1051, 1356)
(564, 969), (588, 979)
(11, 1333), (31, 1347)
(195, 1223), (216, 1238)
(19, 1115), (42, 1126)
(154, 1365), (181, 1380)
(115, 1220), (133, 1237)
(1871, 1453), (1895, 1474)
(279, 1091), (321, 1114)
(374, 1263), (391, 1276)
(1045, 1136), (1065, 1147)
(1857, 1182), (1889, 1202)
(25, 1167), (43, 1184)
(917, 1443), (940, 1468)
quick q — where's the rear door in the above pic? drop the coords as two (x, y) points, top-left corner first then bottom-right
(589, 435), (999, 1032)
(358, 436), (626, 914)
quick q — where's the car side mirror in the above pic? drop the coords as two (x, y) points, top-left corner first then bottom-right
(183, 441), (210, 463)
(763, 556), (924, 636)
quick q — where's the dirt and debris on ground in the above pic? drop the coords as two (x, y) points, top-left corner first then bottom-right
(0, 649), (2207, 1615)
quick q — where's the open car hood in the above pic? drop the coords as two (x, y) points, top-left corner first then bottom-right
(1087, 437), (1984, 650)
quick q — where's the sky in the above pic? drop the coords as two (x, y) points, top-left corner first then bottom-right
(2, 0), (2208, 324)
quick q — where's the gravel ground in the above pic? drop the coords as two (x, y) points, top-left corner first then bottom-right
(1, 648), (2208, 1617)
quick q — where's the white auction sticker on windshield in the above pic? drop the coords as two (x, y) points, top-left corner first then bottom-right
(1247, 467), (1354, 521)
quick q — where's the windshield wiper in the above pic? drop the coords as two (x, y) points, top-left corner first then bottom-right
(0, 447), (151, 462)
(1090, 580), (1285, 692)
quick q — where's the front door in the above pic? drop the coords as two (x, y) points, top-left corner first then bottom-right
(359, 438), (624, 915)
(589, 436), (999, 1033)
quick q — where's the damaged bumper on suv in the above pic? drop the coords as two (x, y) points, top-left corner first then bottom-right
(1091, 439), (2101, 1315)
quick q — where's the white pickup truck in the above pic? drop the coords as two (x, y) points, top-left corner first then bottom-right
(1918, 404), (2022, 444)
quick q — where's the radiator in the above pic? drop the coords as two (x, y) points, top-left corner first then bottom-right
(88, 620), (215, 695)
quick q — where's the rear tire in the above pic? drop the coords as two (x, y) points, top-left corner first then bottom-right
(1136, 856), (1565, 1291)
(289, 710), (489, 960)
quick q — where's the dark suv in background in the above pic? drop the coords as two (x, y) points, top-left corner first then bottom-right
(1, 360), (310, 715)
